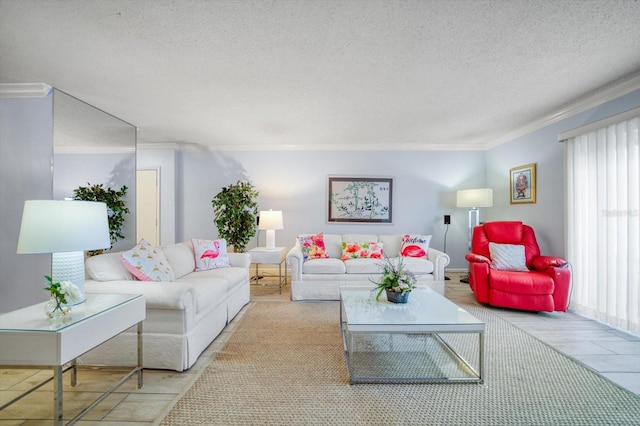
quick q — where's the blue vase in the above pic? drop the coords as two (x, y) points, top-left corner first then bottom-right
(386, 289), (409, 303)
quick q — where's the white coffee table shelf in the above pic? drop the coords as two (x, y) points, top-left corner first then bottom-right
(0, 293), (145, 425)
(340, 286), (485, 384)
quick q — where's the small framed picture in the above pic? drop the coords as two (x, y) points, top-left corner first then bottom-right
(510, 164), (536, 204)
(328, 176), (393, 223)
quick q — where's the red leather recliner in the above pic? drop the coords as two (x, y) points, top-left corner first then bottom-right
(465, 221), (570, 312)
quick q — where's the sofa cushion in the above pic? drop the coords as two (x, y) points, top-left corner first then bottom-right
(378, 235), (402, 257)
(400, 234), (432, 258)
(302, 258), (346, 274)
(86, 252), (133, 281)
(344, 258), (386, 274)
(401, 257), (435, 274)
(322, 234), (344, 259)
(192, 238), (231, 270)
(120, 239), (175, 282)
(341, 241), (384, 260)
(297, 233), (329, 260)
(162, 241), (196, 279)
(489, 243), (529, 272)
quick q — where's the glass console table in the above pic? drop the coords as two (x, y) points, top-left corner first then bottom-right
(0, 293), (145, 425)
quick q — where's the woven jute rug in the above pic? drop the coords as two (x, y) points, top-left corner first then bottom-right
(160, 294), (640, 425)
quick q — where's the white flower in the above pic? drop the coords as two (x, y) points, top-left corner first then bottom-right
(60, 281), (82, 302)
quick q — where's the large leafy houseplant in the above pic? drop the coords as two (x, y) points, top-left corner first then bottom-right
(73, 183), (129, 252)
(211, 181), (259, 252)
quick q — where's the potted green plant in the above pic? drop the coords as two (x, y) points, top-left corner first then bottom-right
(371, 255), (417, 303)
(73, 183), (129, 252)
(211, 180), (259, 252)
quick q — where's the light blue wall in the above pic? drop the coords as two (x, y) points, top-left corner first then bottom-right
(138, 90), (640, 273)
(0, 94), (54, 312)
(486, 89), (640, 257)
(143, 149), (487, 269)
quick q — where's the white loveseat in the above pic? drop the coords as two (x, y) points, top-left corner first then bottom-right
(287, 234), (450, 300)
(80, 241), (250, 371)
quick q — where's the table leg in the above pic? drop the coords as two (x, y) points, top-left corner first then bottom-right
(53, 365), (63, 425)
(137, 322), (144, 389)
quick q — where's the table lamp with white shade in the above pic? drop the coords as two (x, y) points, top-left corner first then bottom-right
(258, 210), (283, 250)
(16, 200), (111, 304)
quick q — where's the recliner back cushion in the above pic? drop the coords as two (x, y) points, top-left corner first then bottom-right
(484, 221), (523, 244)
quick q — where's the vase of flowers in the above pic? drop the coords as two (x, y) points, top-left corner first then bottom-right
(43, 275), (82, 319)
(371, 255), (417, 303)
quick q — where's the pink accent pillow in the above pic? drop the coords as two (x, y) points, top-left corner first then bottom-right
(341, 241), (384, 260)
(120, 239), (175, 282)
(191, 238), (231, 270)
(298, 233), (329, 261)
(400, 234), (431, 258)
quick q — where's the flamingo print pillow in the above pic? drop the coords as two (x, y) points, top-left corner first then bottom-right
(120, 239), (175, 282)
(400, 234), (432, 258)
(192, 238), (231, 271)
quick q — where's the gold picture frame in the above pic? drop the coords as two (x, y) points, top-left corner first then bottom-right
(510, 163), (536, 204)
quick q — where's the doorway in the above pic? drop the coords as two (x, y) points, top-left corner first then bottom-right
(136, 169), (159, 246)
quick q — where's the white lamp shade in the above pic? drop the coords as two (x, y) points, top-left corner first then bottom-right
(17, 200), (111, 254)
(456, 188), (494, 208)
(258, 210), (284, 230)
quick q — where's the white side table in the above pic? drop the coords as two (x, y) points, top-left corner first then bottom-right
(248, 247), (287, 294)
(0, 293), (145, 425)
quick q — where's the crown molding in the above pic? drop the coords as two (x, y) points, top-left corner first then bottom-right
(0, 83), (53, 98)
(483, 71), (640, 149)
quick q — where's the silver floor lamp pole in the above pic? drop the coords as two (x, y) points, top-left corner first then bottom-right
(456, 188), (493, 284)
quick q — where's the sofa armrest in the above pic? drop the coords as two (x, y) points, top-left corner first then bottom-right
(286, 246), (304, 281)
(85, 279), (196, 310)
(426, 247), (450, 281)
(228, 252), (251, 269)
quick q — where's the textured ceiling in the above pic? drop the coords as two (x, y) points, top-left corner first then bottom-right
(1, 0), (640, 151)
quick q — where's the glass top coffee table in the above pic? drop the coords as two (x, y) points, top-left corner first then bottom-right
(340, 286), (485, 384)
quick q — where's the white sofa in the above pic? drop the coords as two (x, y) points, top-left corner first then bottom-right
(287, 234), (450, 300)
(80, 241), (250, 371)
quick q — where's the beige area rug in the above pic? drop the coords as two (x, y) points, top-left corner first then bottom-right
(161, 297), (640, 425)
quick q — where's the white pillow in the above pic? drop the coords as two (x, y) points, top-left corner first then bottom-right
(488, 243), (529, 272)
(191, 238), (231, 270)
(86, 252), (133, 281)
(400, 234), (432, 258)
(120, 239), (175, 281)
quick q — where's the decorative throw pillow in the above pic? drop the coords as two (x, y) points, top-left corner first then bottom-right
(488, 242), (529, 272)
(400, 234), (431, 258)
(120, 239), (175, 281)
(298, 233), (329, 261)
(191, 238), (231, 271)
(341, 242), (384, 260)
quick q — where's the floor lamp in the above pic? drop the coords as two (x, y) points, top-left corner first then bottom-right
(456, 188), (493, 283)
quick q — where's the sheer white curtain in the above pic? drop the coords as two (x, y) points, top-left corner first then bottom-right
(565, 113), (639, 334)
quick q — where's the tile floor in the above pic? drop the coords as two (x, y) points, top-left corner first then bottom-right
(1, 273), (638, 425)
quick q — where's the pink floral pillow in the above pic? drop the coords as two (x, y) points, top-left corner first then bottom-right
(191, 238), (231, 271)
(341, 241), (384, 260)
(400, 234), (432, 258)
(298, 233), (329, 261)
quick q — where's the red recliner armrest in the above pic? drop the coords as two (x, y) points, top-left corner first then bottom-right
(465, 253), (490, 264)
(532, 255), (567, 270)
(465, 253), (490, 303)
(532, 256), (571, 312)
